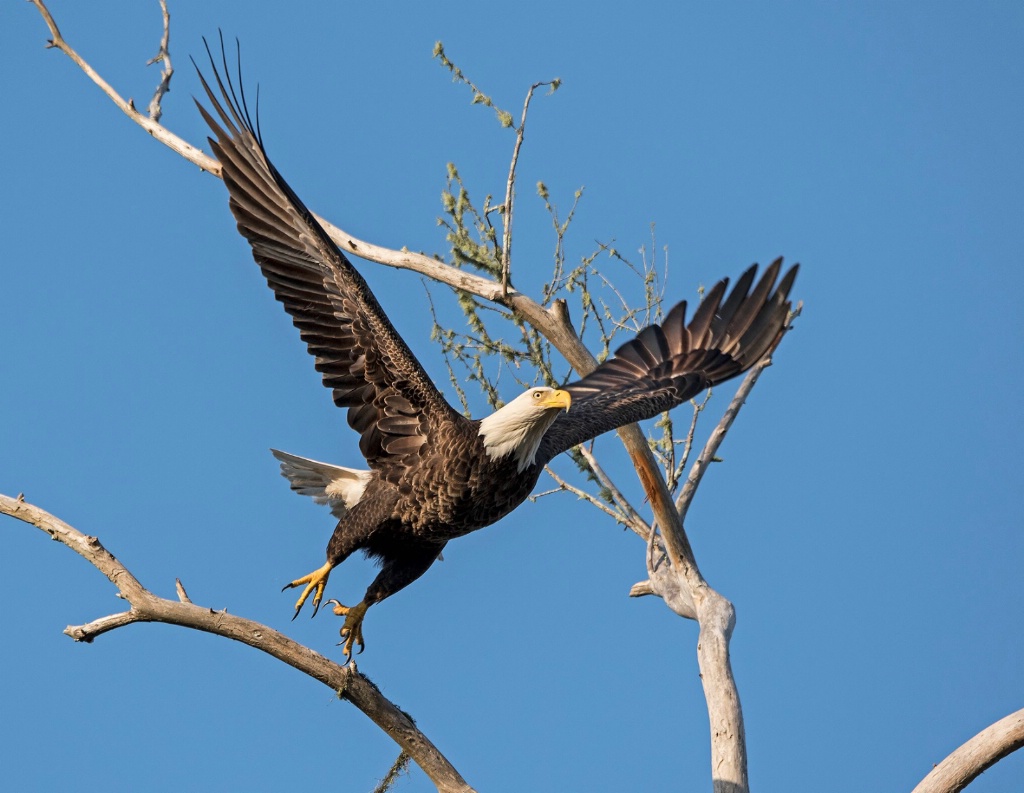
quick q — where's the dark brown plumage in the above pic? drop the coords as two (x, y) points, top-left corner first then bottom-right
(194, 43), (798, 657)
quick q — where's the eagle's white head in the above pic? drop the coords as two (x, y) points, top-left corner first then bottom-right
(479, 387), (572, 472)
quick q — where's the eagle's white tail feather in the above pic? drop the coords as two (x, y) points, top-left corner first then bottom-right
(270, 449), (372, 519)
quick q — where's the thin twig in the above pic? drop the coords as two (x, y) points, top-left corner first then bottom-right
(577, 445), (651, 539)
(668, 393), (712, 492)
(674, 344), (783, 522)
(541, 467), (633, 526)
(500, 81), (557, 296)
(146, 0), (173, 122)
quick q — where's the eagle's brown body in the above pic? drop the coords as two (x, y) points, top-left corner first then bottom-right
(195, 44), (798, 656)
(332, 428), (543, 552)
(335, 438), (543, 602)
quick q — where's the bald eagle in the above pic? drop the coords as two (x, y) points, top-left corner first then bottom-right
(195, 52), (798, 657)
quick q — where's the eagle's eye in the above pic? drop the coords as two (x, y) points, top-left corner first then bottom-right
(532, 391), (542, 399)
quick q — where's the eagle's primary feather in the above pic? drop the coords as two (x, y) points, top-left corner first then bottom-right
(195, 41), (798, 657)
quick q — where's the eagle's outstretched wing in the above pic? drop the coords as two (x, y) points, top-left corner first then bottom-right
(536, 260), (798, 465)
(194, 41), (460, 478)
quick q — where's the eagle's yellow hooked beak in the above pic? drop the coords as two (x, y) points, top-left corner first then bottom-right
(540, 389), (572, 411)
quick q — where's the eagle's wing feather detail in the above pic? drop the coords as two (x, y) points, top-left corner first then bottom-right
(536, 261), (797, 464)
(195, 46), (460, 477)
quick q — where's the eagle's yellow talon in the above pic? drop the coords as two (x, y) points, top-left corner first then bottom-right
(327, 599), (369, 658)
(283, 561), (333, 618)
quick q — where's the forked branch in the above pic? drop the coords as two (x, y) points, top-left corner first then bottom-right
(146, 0), (173, 122)
(0, 493), (476, 793)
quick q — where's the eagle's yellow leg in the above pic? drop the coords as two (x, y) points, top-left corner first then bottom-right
(282, 561), (333, 619)
(327, 599), (370, 659)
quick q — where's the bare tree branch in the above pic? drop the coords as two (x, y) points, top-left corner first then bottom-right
(667, 393), (711, 492)
(628, 530), (696, 619)
(499, 80), (559, 296)
(675, 305), (801, 522)
(674, 358), (774, 521)
(911, 707), (1024, 793)
(540, 465), (635, 528)
(0, 493), (476, 793)
(576, 444), (651, 540)
(28, 0), (210, 172)
(146, 0), (173, 122)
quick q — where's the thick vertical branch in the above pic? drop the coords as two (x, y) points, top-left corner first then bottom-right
(627, 435), (747, 793)
(529, 300), (748, 791)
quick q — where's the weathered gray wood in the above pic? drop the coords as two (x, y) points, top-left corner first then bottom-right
(0, 494), (477, 793)
(911, 708), (1024, 793)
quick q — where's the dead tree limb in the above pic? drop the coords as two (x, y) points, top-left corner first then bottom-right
(146, 0), (173, 122)
(911, 707), (1024, 793)
(498, 80), (559, 296)
(0, 493), (477, 793)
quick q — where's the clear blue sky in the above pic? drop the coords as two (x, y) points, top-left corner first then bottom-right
(2, 2), (1022, 791)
